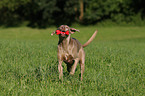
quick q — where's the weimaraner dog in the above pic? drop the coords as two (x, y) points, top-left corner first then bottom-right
(51, 25), (97, 81)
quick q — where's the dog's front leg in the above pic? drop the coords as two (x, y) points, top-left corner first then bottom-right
(69, 58), (79, 75)
(58, 60), (63, 81)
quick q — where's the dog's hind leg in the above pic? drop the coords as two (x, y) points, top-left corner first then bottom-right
(80, 60), (85, 81)
(79, 50), (85, 81)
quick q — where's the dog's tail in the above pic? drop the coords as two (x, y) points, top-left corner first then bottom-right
(82, 30), (98, 48)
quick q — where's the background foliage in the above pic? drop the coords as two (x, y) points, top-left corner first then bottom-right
(0, 0), (145, 27)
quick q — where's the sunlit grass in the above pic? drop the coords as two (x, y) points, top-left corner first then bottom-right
(0, 26), (144, 95)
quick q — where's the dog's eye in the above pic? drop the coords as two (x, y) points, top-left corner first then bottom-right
(65, 27), (68, 31)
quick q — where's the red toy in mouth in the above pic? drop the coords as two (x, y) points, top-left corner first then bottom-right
(56, 30), (69, 35)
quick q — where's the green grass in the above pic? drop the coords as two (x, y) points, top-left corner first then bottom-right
(0, 26), (145, 96)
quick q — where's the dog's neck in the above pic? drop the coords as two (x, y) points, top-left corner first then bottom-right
(58, 35), (71, 48)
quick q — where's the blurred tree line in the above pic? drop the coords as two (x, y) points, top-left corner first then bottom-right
(0, 0), (145, 27)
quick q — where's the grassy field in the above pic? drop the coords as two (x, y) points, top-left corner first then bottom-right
(0, 26), (144, 96)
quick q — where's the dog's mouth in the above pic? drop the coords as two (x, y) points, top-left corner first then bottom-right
(56, 30), (69, 37)
(60, 33), (67, 37)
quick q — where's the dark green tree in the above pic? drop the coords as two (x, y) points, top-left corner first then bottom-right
(0, 0), (30, 26)
(0, 0), (144, 26)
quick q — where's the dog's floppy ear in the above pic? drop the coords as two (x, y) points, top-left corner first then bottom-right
(70, 28), (80, 34)
(51, 31), (56, 36)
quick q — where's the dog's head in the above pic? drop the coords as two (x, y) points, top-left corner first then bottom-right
(51, 25), (80, 38)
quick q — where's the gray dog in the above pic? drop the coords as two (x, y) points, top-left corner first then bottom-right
(51, 25), (97, 81)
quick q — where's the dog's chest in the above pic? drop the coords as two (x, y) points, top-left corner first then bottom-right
(62, 50), (74, 61)
(58, 46), (74, 61)
(58, 39), (79, 61)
